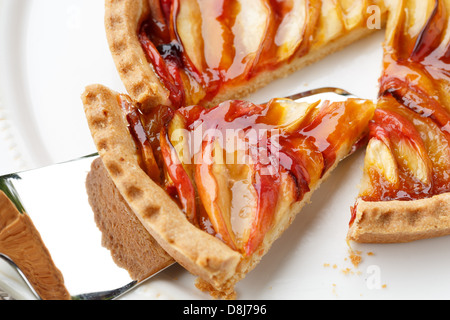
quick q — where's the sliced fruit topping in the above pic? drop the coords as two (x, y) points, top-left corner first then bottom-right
(359, 0), (450, 205)
(157, 98), (374, 255)
(410, 0), (447, 63)
(271, 0), (307, 63)
(139, 0), (377, 104)
(139, 26), (186, 107)
(374, 108), (433, 185)
(263, 98), (320, 133)
(368, 121), (399, 182)
(380, 95), (450, 194)
(175, 0), (205, 73)
(385, 0), (439, 60)
(194, 138), (240, 251)
(298, 99), (375, 175)
(338, 0), (367, 30)
(119, 95), (162, 184)
(393, 133), (432, 186)
(380, 56), (450, 136)
(313, 0), (345, 47)
(380, 0), (450, 134)
(243, 162), (281, 256)
(361, 105), (435, 202)
(160, 114), (197, 225)
(359, 133), (399, 199)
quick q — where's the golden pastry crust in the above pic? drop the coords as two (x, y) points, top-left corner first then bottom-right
(105, 0), (171, 111)
(348, 194), (450, 243)
(82, 84), (241, 297)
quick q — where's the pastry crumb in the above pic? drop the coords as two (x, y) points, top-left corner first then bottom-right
(342, 268), (352, 275)
(349, 252), (362, 268)
(332, 283), (337, 296)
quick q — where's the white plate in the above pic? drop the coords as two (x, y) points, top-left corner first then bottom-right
(1, 0), (450, 300)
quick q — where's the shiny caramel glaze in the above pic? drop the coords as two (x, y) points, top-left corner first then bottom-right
(139, 0), (385, 108)
(121, 94), (374, 255)
(356, 0), (450, 209)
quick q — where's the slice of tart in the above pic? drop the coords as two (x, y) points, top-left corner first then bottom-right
(104, 0), (388, 111)
(82, 85), (375, 298)
(348, 0), (450, 243)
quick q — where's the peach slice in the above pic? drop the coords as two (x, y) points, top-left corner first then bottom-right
(359, 123), (400, 200)
(385, 0), (443, 60)
(194, 139), (239, 251)
(196, 0), (229, 71)
(299, 99), (376, 174)
(228, 165), (259, 252)
(380, 54), (450, 136)
(175, 0), (205, 73)
(175, 0), (228, 74)
(263, 98), (320, 133)
(381, 96), (450, 193)
(225, 0), (270, 81)
(167, 112), (193, 174)
(410, 0), (447, 63)
(383, 0), (405, 50)
(160, 116), (197, 225)
(258, 0), (321, 65)
(280, 137), (322, 191)
(405, 0), (437, 40)
(393, 134), (432, 185)
(139, 28), (186, 107)
(364, 136), (399, 186)
(194, 130), (284, 256)
(273, 0), (307, 63)
(382, 76), (450, 135)
(373, 108), (433, 188)
(243, 164), (281, 256)
(313, 0), (345, 47)
(338, 0), (367, 30)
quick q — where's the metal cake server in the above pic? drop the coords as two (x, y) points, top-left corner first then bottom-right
(0, 153), (175, 300)
(0, 87), (358, 300)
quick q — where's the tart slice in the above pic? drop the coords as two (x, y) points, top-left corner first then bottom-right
(105, 0), (388, 110)
(348, 0), (450, 243)
(82, 84), (375, 298)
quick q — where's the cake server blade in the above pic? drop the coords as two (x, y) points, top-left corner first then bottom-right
(0, 153), (175, 300)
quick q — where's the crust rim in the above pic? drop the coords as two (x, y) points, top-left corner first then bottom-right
(105, 0), (171, 110)
(82, 84), (242, 295)
(348, 193), (450, 243)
